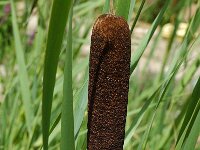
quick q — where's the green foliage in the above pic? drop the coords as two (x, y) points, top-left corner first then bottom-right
(0, 0), (199, 149)
(10, 0), (34, 134)
(61, 7), (75, 150)
(42, 0), (73, 149)
(114, 0), (131, 20)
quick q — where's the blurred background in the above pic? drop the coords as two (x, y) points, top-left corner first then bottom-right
(0, 0), (200, 149)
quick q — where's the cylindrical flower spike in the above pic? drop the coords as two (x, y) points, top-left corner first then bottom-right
(87, 14), (131, 150)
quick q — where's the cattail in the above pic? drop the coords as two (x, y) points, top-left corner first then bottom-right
(87, 14), (131, 150)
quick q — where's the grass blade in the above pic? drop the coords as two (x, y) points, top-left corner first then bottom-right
(130, 0), (172, 74)
(128, 0), (136, 22)
(61, 7), (75, 150)
(137, 61), (182, 150)
(130, 0), (146, 33)
(42, 0), (72, 149)
(10, 0), (33, 134)
(183, 100), (200, 150)
(47, 67), (89, 142)
(74, 72), (89, 138)
(177, 77), (200, 147)
(124, 71), (175, 147)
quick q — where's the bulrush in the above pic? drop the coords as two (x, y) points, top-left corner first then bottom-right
(87, 14), (131, 150)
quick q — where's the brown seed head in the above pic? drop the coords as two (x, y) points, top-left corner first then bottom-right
(87, 14), (131, 150)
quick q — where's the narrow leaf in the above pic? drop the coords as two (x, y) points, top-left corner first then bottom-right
(10, 0), (33, 133)
(42, 0), (72, 149)
(61, 7), (75, 150)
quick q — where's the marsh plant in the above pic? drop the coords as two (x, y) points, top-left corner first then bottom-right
(0, 0), (200, 150)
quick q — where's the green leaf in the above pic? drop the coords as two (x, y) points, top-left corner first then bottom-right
(128, 0), (136, 22)
(130, 0), (146, 33)
(10, 0), (34, 134)
(42, 0), (73, 149)
(114, 0), (131, 20)
(102, 0), (110, 13)
(74, 73), (88, 138)
(137, 61), (182, 150)
(183, 100), (200, 150)
(130, 0), (172, 74)
(61, 7), (75, 150)
(124, 69), (176, 148)
(176, 77), (200, 149)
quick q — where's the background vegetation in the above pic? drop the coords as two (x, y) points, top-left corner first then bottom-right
(0, 0), (200, 149)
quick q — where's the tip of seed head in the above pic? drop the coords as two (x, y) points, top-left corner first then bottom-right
(93, 14), (130, 41)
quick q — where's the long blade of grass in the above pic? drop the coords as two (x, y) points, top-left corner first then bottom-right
(137, 60), (183, 150)
(176, 77), (200, 146)
(136, 8), (200, 146)
(183, 100), (200, 150)
(137, 11), (200, 145)
(1, 97), (7, 148)
(61, 7), (75, 150)
(124, 90), (158, 148)
(142, 27), (163, 74)
(175, 96), (200, 150)
(130, 0), (172, 74)
(124, 70), (175, 147)
(42, 0), (72, 149)
(48, 68), (89, 142)
(130, 0), (146, 33)
(10, 0), (33, 134)
(7, 93), (19, 147)
(170, 7), (200, 75)
(156, 35), (200, 150)
(125, 31), (187, 148)
(158, 15), (180, 80)
(186, 7), (200, 42)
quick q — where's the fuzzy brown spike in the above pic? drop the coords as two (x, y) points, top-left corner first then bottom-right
(87, 14), (131, 150)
